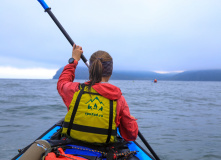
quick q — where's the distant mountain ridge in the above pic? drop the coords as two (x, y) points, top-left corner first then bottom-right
(53, 66), (221, 81)
(169, 70), (221, 81)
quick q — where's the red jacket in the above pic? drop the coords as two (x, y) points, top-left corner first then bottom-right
(57, 61), (138, 141)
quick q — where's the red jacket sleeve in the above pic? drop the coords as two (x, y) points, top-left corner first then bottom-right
(57, 61), (80, 110)
(116, 95), (138, 141)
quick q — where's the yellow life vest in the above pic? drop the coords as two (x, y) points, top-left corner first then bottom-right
(62, 84), (117, 144)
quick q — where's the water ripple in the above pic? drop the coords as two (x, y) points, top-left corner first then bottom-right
(1, 79), (221, 160)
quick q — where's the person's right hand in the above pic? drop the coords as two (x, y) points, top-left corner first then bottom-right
(72, 44), (83, 61)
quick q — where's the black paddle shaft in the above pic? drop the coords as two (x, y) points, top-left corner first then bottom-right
(138, 131), (161, 160)
(45, 8), (89, 67)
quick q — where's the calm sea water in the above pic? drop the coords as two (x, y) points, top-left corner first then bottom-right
(0, 79), (221, 160)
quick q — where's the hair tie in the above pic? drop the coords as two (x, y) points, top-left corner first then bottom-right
(97, 58), (103, 61)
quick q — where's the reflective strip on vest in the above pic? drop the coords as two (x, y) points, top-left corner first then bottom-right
(62, 84), (117, 143)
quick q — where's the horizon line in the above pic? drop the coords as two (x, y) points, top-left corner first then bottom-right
(0, 66), (221, 79)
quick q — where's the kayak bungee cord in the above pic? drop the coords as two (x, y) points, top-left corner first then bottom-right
(37, 0), (160, 160)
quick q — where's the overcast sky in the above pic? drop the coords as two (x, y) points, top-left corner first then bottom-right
(1, 0), (221, 78)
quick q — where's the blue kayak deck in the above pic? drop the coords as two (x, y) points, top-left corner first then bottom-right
(15, 122), (154, 160)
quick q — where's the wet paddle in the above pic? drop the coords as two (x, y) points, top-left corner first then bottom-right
(37, 1), (160, 159)
(37, 0), (89, 67)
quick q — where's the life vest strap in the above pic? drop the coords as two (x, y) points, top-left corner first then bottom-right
(106, 100), (113, 143)
(67, 84), (85, 136)
(63, 122), (117, 136)
(79, 83), (101, 95)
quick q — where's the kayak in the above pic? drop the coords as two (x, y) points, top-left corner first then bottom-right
(12, 119), (156, 160)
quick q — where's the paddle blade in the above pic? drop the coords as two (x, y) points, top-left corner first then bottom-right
(38, 0), (49, 10)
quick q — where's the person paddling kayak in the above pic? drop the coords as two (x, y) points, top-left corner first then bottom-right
(57, 44), (138, 143)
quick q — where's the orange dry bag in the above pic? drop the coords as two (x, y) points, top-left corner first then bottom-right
(45, 147), (87, 160)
